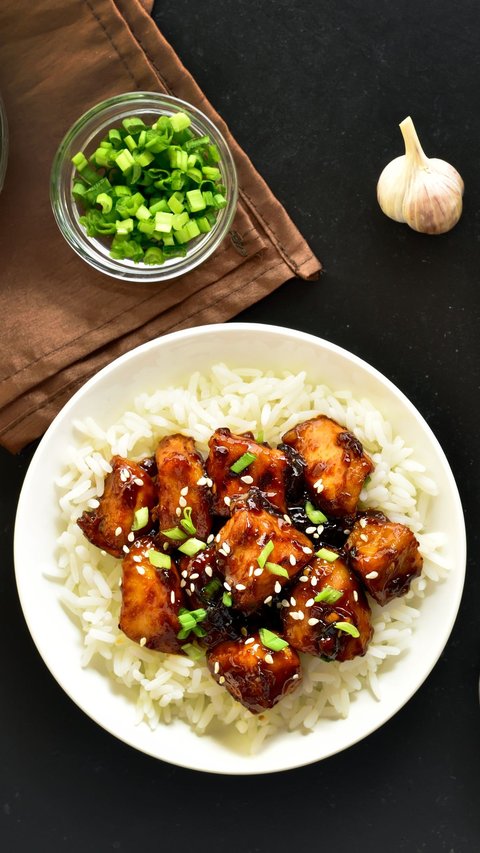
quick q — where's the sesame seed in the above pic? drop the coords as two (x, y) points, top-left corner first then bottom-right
(289, 611), (301, 620)
(236, 583), (246, 591)
(100, 549), (107, 556)
(283, 514), (292, 524)
(281, 599), (290, 607)
(190, 572), (199, 580)
(214, 661), (220, 673)
(366, 571), (379, 579)
(264, 653), (274, 665)
(317, 525), (324, 534)
(289, 555), (297, 566)
(190, 583), (195, 592)
(196, 476), (207, 486)
(136, 566), (145, 575)
(313, 478), (324, 493)
(274, 581), (282, 594)
(224, 496), (231, 506)
(343, 529), (350, 535)
(127, 532), (135, 542)
(205, 566), (213, 577)
(122, 545), (130, 554)
(305, 598), (314, 607)
(299, 575), (308, 582)
(163, 542), (169, 551)
(248, 565), (254, 577)
(311, 577), (318, 586)
(305, 526), (316, 534)
(170, 591), (175, 604)
(179, 496), (187, 508)
(264, 595), (273, 604)
(353, 590), (359, 602)
(115, 526), (122, 536)
(302, 546), (313, 554)
(219, 675), (226, 685)
(218, 548), (227, 557)
(253, 644), (259, 652)
(206, 478), (213, 488)
(133, 555), (142, 563)
(134, 478), (144, 487)
(292, 673), (299, 680)
(359, 533), (368, 543)
(359, 517), (368, 528)
(180, 486), (189, 496)
(89, 499), (100, 509)
(180, 580), (186, 588)
(290, 596), (296, 606)
(181, 569), (188, 578)
(254, 567), (263, 576)
(241, 475), (254, 484)
(215, 534), (221, 543)
(222, 542), (231, 555)
(313, 533), (320, 539)
(175, 507), (182, 517)
(139, 637), (147, 646)
(224, 581), (231, 591)
(207, 534), (214, 544)
(298, 611), (305, 620)
(308, 618), (320, 626)
(245, 637), (255, 645)
(120, 469), (129, 482)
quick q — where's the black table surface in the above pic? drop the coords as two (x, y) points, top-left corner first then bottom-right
(2, 1), (480, 851)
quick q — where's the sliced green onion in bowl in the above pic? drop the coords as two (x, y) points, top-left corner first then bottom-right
(314, 586), (343, 604)
(305, 500), (328, 524)
(334, 621), (360, 638)
(131, 506), (149, 531)
(257, 540), (274, 568)
(315, 547), (339, 563)
(179, 506), (196, 536)
(178, 537), (207, 557)
(230, 451), (257, 474)
(162, 526), (188, 541)
(265, 562), (289, 578)
(147, 549), (171, 570)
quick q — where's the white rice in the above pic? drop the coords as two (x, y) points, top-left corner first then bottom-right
(52, 364), (447, 752)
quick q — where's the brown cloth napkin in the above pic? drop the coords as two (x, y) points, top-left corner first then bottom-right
(0, 0), (321, 453)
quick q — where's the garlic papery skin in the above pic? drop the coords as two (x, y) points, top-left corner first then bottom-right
(377, 116), (464, 234)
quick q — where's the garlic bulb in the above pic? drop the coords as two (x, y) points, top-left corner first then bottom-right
(377, 116), (464, 234)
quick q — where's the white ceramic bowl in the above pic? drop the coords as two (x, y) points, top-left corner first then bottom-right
(14, 324), (466, 774)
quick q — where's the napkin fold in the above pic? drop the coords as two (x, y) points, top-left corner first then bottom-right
(0, 0), (321, 453)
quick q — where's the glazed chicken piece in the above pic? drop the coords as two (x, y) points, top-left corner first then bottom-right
(155, 434), (212, 549)
(119, 536), (185, 654)
(207, 632), (301, 713)
(282, 415), (373, 517)
(214, 490), (314, 615)
(282, 553), (373, 661)
(206, 428), (296, 516)
(345, 512), (423, 605)
(77, 455), (156, 557)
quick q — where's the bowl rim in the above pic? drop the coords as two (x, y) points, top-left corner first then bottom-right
(14, 323), (467, 774)
(50, 91), (238, 282)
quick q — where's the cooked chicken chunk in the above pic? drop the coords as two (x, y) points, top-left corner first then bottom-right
(119, 536), (184, 654)
(207, 632), (301, 713)
(214, 490), (314, 614)
(345, 512), (423, 604)
(282, 415), (373, 517)
(206, 428), (294, 516)
(282, 553), (373, 661)
(77, 455), (156, 557)
(155, 434), (212, 549)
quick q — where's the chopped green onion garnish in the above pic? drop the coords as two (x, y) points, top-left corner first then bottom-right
(177, 606), (207, 640)
(179, 506), (196, 536)
(131, 506), (149, 531)
(257, 540), (274, 568)
(222, 591), (232, 607)
(315, 548), (339, 562)
(305, 500), (328, 525)
(259, 627), (289, 652)
(265, 562), (289, 579)
(334, 621), (360, 638)
(314, 586), (343, 604)
(161, 526), (188, 541)
(182, 642), (204, 661)
(178, 537), (207, 557)
(147, 549), (171, 570)
(230, 451), (257, 474)
(202, 577), (222, 600)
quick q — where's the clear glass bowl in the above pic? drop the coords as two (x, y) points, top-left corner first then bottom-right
(50, 92), (238, 282)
